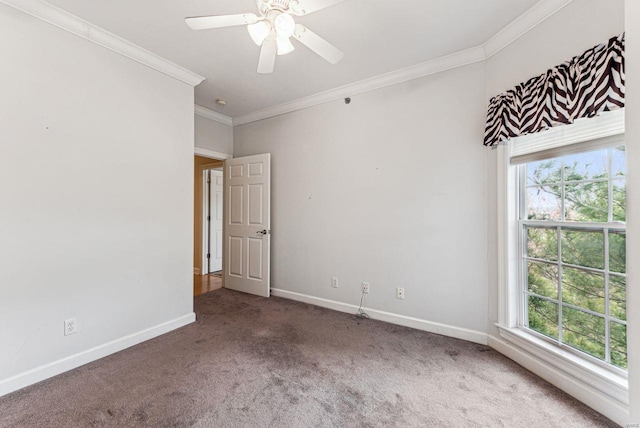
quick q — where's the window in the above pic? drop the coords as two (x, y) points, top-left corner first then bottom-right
(518, 145), (627, 370)
(496, 110), (629, 416)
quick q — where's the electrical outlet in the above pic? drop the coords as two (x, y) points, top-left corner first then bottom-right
(331, 277), (339, 288)
(64, 318), (78, 336)
(396, 287), (405, 300)
(362, 282), (370, 294)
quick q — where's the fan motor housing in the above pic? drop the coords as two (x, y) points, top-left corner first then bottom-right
(257, 0), (292, 15)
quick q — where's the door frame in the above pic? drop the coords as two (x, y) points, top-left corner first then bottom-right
(195, 148), (231, 286)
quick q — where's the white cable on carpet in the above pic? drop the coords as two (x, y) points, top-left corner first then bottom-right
(355, 290), (370, 319)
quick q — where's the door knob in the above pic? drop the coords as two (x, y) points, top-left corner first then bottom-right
(257, 230), (269, 235)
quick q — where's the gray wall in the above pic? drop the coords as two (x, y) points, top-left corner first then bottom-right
(234, 62), (489, 336)
(0, 4), (194, 389)
(195, 114), (233, 156)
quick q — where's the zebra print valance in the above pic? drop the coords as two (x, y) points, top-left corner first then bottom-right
(484, 33), (625, 147)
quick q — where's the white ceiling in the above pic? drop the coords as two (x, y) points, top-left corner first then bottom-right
(45, 0), (540, 118)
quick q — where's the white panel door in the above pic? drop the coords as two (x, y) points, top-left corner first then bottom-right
(210, 170), (223, 272)
(224, 154), (271, 297)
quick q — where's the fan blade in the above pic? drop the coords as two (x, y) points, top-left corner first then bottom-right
(291, 0), (348, 15)
(257, 38), (277, 74)
(185, 13), (257, 30)
(293, 25), (344, 64)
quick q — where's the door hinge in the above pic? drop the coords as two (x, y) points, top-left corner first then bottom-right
(206, 254), (211, 259)
(207, 215), (211, 221)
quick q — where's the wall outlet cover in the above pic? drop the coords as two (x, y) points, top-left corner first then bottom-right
(64, 318), (78, 336)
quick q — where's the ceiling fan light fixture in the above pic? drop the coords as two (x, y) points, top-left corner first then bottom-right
(247, 21), (270, 46)
(277, 36), (295, 55)
(274, 13), (295, 38)
(187, 0), (347, 74)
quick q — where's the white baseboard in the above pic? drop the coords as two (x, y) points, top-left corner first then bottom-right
(488, 334), (630, 426)
(193, 267), (200, 275)
(0, 312), (196, 397)
(270, 288), (488, 345)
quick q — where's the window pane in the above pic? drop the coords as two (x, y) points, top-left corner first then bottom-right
(563, 150), (608, 181)
(562, 307), (605, 360)
(561, 229), (604, 269)
(527, 296), (558, 340)
(561, 267), (605, 313)
(612, 179), (626, 222)
(528, 262), (558, 299)
(610, 275), (626, 321)
(610, 322), (628, 369)
(527, 186), (561, 220)
(527, 159), (562, 185)
(612, 146), (626, 177)
(564, 181), (608, 222)
(609, 231), (626, 274)
(527, 227), (557, 261)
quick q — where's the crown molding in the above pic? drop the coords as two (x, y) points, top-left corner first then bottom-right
(195, 105), (233, 126)
(233, 0), (574, 126)
(1, 0), (205, 87)
(233, 46), (486, 126)
(483, 0), (575, 58)
(3, 0), (573, 122)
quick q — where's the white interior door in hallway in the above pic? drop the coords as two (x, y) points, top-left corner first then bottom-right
(204, 169), (223, 274)
(224, 154), (271, 297)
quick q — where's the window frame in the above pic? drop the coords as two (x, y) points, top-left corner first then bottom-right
(515, 146), (628, 374)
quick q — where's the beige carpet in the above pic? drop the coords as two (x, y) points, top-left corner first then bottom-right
(0, 289), (616, 427)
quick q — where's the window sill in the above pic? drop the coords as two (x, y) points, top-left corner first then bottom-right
(496, 324), (628, 405)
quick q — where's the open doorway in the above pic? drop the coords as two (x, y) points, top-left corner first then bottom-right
(194, 155), (224, 296)
(193, 152), (272, 298)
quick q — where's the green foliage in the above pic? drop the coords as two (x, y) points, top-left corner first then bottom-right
(527, 262), (558, 299)
(561, 230), (604, 269)
(527, 228), (557, 261)
(564, 181), (608, 222)
(561, 267), (605, 313)
(612, 181), (626, 222)
(609, 275), (626, 321)
(610, 322), (628, 369)
(528, 296), (558, 340)
(609, 232), (626, 273)
(562, 307), (605, 360)
(525, 147), (627, 369)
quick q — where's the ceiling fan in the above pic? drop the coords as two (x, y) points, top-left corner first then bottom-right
(185, 0), (347, 74)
